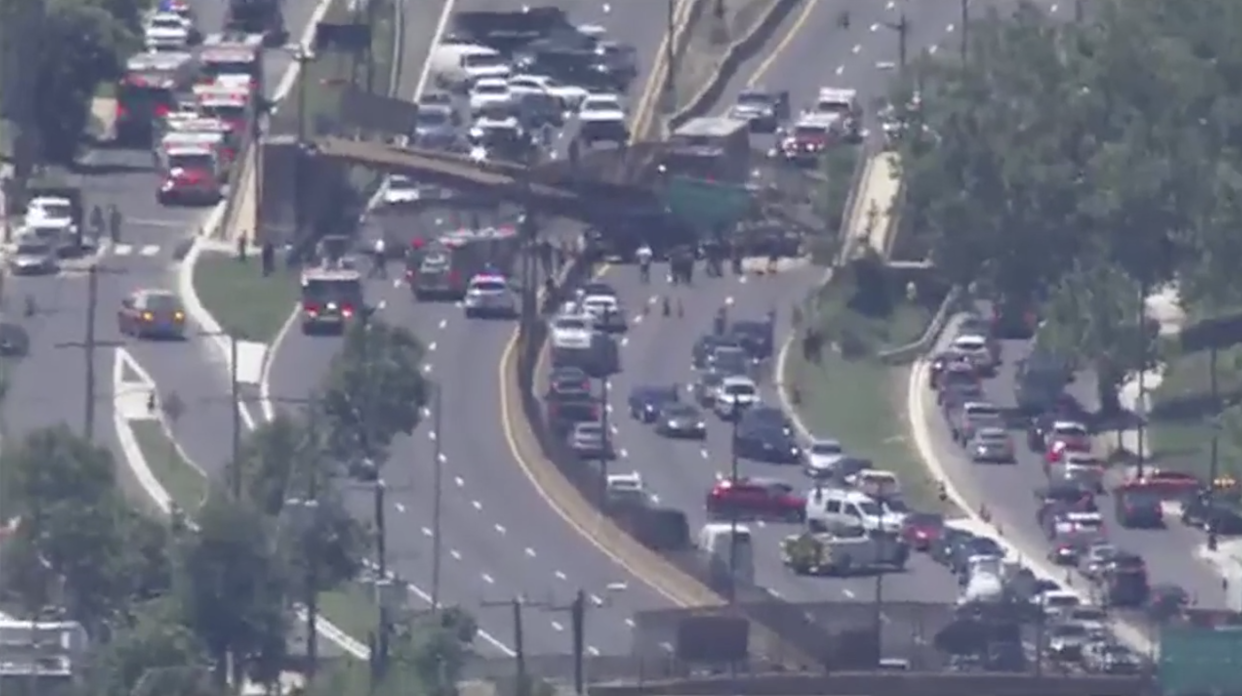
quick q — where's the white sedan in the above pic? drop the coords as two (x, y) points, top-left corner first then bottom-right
(804, 438), (845, 478)
(381, 175), (421, 205)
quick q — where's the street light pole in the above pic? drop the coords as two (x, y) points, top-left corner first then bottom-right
(431, 386), (443, 609)
(599, 376), (612, 504)
(664, 0), (676, 115)
(54, 262), (124, 440)
(230, 332), (241, 496)
(959, 0), (968, 62)
(1209, 344), (1220, 552)
(728, 398), (740, 603)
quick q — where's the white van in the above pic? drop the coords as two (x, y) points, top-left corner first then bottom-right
(698, 522), (754, 586)
(431, 43), (511, 89)
(805, 488), (903, 533)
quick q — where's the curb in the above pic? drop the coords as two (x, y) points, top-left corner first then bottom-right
(903, 315), (1156, 655)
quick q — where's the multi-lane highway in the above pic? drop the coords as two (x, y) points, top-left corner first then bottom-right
(916, 316), (1233, 616)
(263, 0), (697, 657)
(589, 0), (986, 616)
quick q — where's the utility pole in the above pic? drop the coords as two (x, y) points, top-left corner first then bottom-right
(431, 385), (443, 609)
(373, 477), (389, 673)
(1135, 280), (1147, 480)
(55, 262), (124, 440)
(304, 444), (321, 682)
(1074, 0), (1084, 22)
(230, 332), (241, 496)
(872, 563), (885, 665)
(959, 0), (968, 62)
(728, 398), (741, 603)
(599, 376), (612, 505)
(1209, 344), (1220, 552)
(480, 597), (529, 696)
(664, 0), (676, 115)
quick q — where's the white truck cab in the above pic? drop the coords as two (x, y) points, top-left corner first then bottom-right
(698, 522), (754, 586)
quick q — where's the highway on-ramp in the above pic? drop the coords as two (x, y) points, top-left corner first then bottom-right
(916, 319), (1233, 623)
(264, 0), (699, 657)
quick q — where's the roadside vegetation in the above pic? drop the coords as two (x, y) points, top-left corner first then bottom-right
(784, 254), (948, 512)
(0, 316), (461, 695)
(194, 0), (396, 343)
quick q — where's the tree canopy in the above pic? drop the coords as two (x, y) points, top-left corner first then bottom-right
(2, 0), (147, 162)
(0, 313), (442, 693)
(895, 0), (1242, 408)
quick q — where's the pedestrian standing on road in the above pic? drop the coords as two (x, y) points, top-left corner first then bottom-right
(261, 242), (275, 277)
(237, 232), (248, 262)
(108, 204), (122, 243)
(370, 237), (388, 279)
(636, 243), (652, 284)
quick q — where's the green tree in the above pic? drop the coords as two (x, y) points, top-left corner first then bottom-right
(174, 492), (289, 687)
(0, 425), (116, 515)
(237, 413), (314, 517)
(321, 317), (430, 465)
(33, 0), (134, 162)
(89, 596), (209, 696)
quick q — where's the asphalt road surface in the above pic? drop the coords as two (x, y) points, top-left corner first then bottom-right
(592, 0), (989, 615)
(919, 314), (1234, 617)
(263, 0), (693, 658)
(3, 0), (329, 447)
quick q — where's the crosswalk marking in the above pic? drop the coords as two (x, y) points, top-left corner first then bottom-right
(111, 244), (162, 257)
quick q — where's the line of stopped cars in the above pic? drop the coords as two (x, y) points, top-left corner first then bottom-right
(926, 307), (1221, 626)
(406, 7), (637, 164)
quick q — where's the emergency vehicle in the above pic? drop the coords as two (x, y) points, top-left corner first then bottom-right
(161, 120), (237, 174)
(300, 262), (365, 334)
(777, 113), (840, 165)
(408, 226), (520, 301)
(115, 51), (198, 145)
(193, 84), (250, 132)
(812, 86), (862, 141)
(199, 34), (262, 89)
(157, 145), (223, 205)
(463, 272), (518, 319)
(780, 523), (908, 576)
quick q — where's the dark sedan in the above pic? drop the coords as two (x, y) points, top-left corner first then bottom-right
(734, 424), (802, 464)
(656, 404), (707, 439)
(728, 319), (774, 360)
(628, 385), (680, 422)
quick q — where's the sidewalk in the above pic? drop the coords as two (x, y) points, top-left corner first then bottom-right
(842, 152), (901, 260)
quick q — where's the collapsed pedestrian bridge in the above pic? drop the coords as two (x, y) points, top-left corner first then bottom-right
(309, 137), (665, 220)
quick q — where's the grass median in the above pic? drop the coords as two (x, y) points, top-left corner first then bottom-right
(193, 0), (395, 345)
(782, 260), (951, 513)
(128, 413), (377, 644)
(131, 420), (209, 513)
(192, 252), (301, 344)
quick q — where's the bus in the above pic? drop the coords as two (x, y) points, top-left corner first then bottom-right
(663, 116), (751, 184)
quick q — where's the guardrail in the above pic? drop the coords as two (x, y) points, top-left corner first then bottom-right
(666, 0), (804, 130)
(513, 267), (833, 671)
(876, 284), (966, 365)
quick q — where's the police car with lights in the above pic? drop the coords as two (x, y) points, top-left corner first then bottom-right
(463, 271), (517, 319)
(144, 11), (195, 50)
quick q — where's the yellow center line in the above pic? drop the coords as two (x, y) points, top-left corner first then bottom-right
(496, 0), (822, 608)
(746, 0), (821, 89)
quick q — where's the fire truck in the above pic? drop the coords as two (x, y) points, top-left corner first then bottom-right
(115, 51), (198, 146)
(199, 34), (263, 90)
(159, 121), (236, 178)
(157, 144), (223, 205)
(192, 84), (250, 133)
(407, 226), (520, 301)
